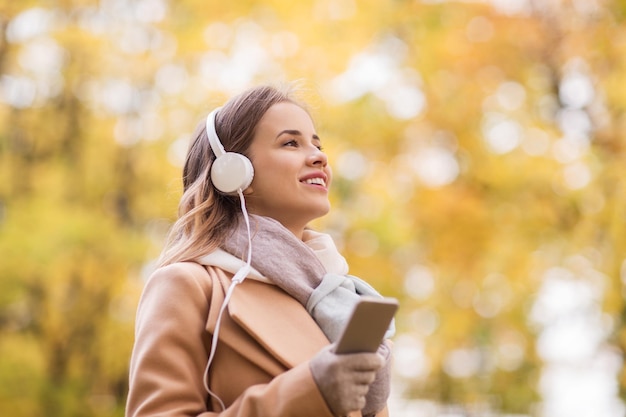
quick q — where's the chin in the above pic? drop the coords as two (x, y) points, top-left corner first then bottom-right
(310, 204), (331, 220)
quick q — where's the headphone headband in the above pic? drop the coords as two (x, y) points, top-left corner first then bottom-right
(206, 107), (225, 158)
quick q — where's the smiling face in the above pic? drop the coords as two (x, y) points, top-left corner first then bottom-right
(245, 101), (332, 238)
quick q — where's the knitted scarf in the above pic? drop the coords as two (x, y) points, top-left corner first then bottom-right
(222, 214), (325, 306)
(221, 214), (395, 339)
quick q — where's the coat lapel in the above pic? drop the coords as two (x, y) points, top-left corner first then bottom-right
(205, 268), (329, 373)
(228, 279), (330, 368)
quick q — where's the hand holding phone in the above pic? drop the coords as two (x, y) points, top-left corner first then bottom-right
(334, 297), (398, 354)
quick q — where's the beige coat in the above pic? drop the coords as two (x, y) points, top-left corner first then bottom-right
(126, 261), (389, 417)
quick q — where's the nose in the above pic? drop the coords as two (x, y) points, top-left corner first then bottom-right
(308, 147), (328, 167)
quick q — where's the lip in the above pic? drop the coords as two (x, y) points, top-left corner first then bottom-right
(299, 172), (329, 189)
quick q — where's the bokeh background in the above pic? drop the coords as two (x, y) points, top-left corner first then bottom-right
(1, 0), (626, 416)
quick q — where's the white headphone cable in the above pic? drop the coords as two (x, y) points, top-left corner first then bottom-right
(203, 188), (252, 410)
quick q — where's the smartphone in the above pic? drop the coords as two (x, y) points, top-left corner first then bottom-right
(334, 297), (399, 354)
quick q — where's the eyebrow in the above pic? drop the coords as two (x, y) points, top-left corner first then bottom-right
(276, 129), (321, 141)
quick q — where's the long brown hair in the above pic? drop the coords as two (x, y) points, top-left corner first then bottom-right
(158, 84), (307, 266)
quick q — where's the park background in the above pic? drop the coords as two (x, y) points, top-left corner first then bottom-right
(1, 0), (626, 416)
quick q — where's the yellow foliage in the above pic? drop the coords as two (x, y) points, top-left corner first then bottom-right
(1, 0), (626, 416)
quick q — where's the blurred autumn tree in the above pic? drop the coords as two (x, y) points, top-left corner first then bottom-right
(1, 0), (625, 416)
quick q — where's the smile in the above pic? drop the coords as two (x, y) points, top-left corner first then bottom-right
(303, 177), (326, 188)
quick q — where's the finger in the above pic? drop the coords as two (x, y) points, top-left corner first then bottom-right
(344, 395), (367, 414)
(355, 394), (366, 410)
(351, 370), (377, 385)
(342, 353), (384, 371)
(355, 384), (370, 396)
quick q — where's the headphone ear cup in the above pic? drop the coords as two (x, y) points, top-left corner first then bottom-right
(210, 152), (254, 194)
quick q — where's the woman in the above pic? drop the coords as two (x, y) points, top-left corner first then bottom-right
(126, 84), (394, 417)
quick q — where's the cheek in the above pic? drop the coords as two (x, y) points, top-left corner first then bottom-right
(251, 161), (287, 190)
(326, 165), (333, 187)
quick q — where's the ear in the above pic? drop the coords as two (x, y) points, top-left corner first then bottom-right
(243, 185), (254, 195)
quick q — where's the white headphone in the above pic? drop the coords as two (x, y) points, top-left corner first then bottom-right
(205, 108), (254, 194)
(203, 107), (254, 410)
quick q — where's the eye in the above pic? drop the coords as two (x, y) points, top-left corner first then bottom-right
(283, 139), (299, 147)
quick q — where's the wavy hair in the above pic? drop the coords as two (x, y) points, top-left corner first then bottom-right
(158, 84), (307, 266)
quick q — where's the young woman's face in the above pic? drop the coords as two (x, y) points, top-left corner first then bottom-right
(246, 101), (332, 236)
